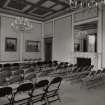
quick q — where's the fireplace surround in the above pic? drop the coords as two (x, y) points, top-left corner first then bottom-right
(77, 57), (91, 67)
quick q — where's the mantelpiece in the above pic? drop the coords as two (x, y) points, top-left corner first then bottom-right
(73, 52), (101, 70)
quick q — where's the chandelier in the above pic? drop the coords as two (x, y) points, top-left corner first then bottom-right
(66, 0), (105, 10)
(11, 16), (32, 32)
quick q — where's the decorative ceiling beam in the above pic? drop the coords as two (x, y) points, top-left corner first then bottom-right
(0, 7), (44, 21)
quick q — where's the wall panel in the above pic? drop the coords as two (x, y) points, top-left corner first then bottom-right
(53, 15), (72, 62)
(0, 16), (42, 62)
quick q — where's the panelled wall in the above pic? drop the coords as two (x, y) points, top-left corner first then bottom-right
(44, 6), (105, 70)
(44, 16), (73, 63)
(0, 15), (42, 62)
(1, 5), (105, 69)
(53, 16), (73, 62)
(73, 7), (99, 70)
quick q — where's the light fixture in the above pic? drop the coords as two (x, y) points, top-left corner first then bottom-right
(67, 0), (105, 10)
(11, 16), (32, 32)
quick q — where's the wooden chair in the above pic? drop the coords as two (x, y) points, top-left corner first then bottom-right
(13, 82), (33, 105)
(32, 80), (49, 105)
(0, 86), (13, 105)
(45, 77), (62, 105)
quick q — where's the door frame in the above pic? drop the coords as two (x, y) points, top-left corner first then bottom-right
(44, 37), (53, 61)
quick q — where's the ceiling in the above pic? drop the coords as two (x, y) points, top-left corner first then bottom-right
(0, 0), (70, 21)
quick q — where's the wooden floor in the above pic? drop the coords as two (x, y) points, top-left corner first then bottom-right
(34, 80), (105, 105)
(0, 78), (105, 105)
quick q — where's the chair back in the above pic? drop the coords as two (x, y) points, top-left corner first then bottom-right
(24, 73), (36, 81)
(8, 75), (22, 84)
(0, 87), (12, 97)
(35, 80), (49, 89)
(12, 63), (20, 71)
(16, 83), (33, 93)
(50, 77), (62, 89)
(24, 68), (34, 74)
(90, 71), (96, 76)
(96, 69), (102, 74)
(3, 63), (11, 71)
(102, 68), (105, 73)
(14, 70), (24, 75)
(0, 77), (7, 86)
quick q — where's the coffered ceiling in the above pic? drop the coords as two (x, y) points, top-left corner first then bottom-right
(0, 0), (70, 21)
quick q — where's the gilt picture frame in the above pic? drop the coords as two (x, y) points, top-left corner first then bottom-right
(5, 37), (17, 51)
(26, 40), (40, 52)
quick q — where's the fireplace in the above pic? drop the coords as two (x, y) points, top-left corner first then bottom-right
(77, 57), (91, 67)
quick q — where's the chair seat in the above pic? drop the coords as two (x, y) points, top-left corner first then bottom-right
(14, 92), (30, 102)
(0, 97), (9, 105)
(33, 89), (44, 96)
(48, 86), (58, 92)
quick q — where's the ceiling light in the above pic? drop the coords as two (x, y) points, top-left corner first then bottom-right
(11, 16), (32, 32)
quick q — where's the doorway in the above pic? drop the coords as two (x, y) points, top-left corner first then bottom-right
(44, 37), (53, 62)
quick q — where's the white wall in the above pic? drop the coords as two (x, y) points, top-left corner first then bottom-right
(23, 22), (42, 60)
(53, 15), (73, 62)
(44, 21), (53, 37)
(0, 15), (42, 62)
(1, 16), (20, 61)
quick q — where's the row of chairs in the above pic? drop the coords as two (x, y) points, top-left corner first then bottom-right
(50, 64), (94, 81)
(81, 69), (105, 89)
(0, 61), (61, 86)
(0, 67), (37, 86)
(0, 61), (58, 71)
(66, 65), (94, 81)
(0, 77), (62, 105)
(49, 63), (77, 77)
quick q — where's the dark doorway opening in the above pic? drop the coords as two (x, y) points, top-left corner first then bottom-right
(44, 37), (53, 62)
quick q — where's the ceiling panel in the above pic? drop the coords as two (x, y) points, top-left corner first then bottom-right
(0, 0), (7, 7)
(52, 4), (64, 11)
(6, 0), (27, 10)
(41, 0), (55, 8)
(0, 0), (70, 21)
(26, 0), (40, 4)
(32, 7), (48, 15)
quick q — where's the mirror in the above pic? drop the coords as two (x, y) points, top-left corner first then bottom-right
(74, 21), (97, 52)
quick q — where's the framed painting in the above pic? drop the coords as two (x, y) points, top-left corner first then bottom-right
(26, 40), (40, 52)
(5, 37), (17, 51)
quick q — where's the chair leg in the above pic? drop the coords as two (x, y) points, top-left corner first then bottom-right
(57, 91), (61, 102)
(27, 97), (33, 105)
(45, 94), (50, 105)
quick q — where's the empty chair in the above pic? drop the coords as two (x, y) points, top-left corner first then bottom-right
(0, 77), (7, 86)
(0, 71), (12, 84)
(0, 70), (12, 78)
(32, 79), (49, 105)
(13, 69), (24, 76)
(24, 67), (34, 74)
(0, 86), (13, 105)
(24, 72), (36, 83)
(11, 63), (20, 71)
(87, 65), (94, 71)
(13, 82), (33, 105)
(81, 71), (97, 89)
(3, 63), (11, 71)
(102, 68), (105, 74)
(101, 68), (105, 83)
(8, 75), (23, 84)
(45, 77), (62, 104)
